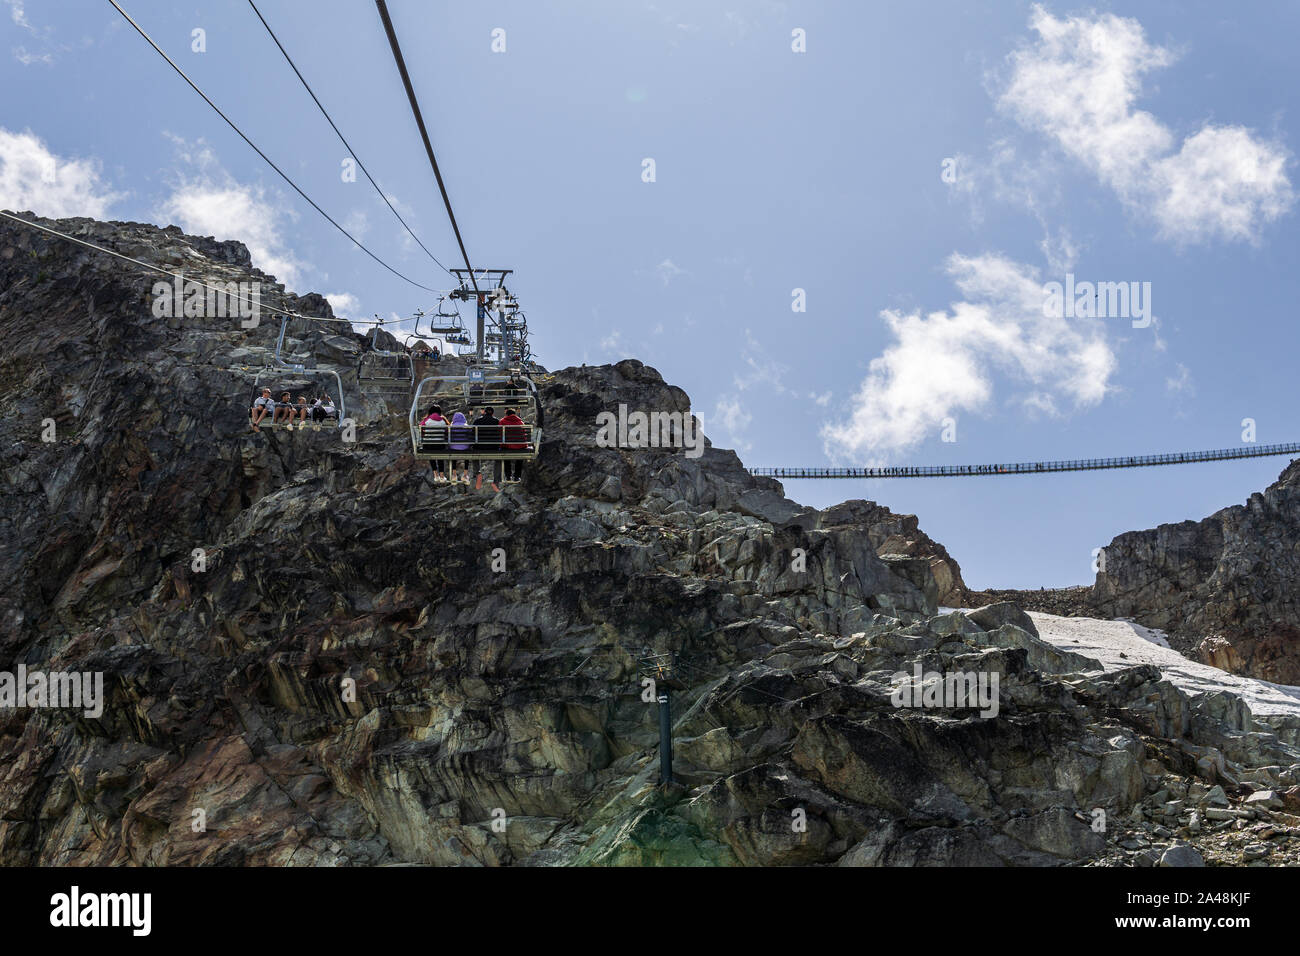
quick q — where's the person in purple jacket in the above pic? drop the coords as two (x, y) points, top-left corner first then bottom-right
(448, 411), (472, 483)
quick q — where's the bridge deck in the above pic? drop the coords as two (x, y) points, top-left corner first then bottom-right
(749, 441), (1300, 479)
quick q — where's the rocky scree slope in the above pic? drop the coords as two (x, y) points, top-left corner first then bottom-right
(1, 215), (1299, 866)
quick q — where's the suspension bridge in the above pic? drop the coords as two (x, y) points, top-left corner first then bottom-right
(749, 441), (1300, 479)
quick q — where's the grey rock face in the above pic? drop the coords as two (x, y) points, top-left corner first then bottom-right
(1158, 843), (1204, 867)
(2, 214), (1299, 868)
(817, 500), (968, 606)
(1091, 459), (1300, 682)
(966, 602), (1040, 637)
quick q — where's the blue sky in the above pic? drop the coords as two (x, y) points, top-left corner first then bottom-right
(3, 1), (1297, 589)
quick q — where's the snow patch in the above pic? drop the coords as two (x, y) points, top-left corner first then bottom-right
(1027, 611), (1300, 717)
(1112, 616), (1172, 649)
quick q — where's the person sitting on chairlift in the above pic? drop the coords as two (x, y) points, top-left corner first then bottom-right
(500, 407), (528, 483)
(471, 406), (502, 490)
(273, 391), (296, 426)
(311, 394), (337, 422)
(250, 387), (275, 432)
(294, 396), (310, 426)
(420, 404), (450, 482)
(448, 411), (473, 484)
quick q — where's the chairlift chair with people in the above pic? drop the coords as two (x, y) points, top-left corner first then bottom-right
(240, 364), (346, 433)
(409, 369), (542, 462)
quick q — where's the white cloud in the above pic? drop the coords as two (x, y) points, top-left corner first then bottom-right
(951, 139), (1084, 270)
(997, 4), (1293, 244)
(710, 394), (752, 452)
(380, 192), (430, 254)
(324, 292), (360, 318)
(1166, 362), (1194, 396)
(7, 0), (63, 65)
(599, 326), (623, 353)
(655, 258), (687, 286)
(715, 251), (753, 286)
(1150, 126), (1294, 244)
(155, 134), (305, 287)
(1020, 391), (1059, 417)
(821, 252), (1117, 461)
(1038, 226), (1079, 274)
(0, 127), (121, 218)
(732, 328), (790, 395)
(6, 0), (34, 33)
(340, 208), (369, 239)
(12, 46), (51, 65)
(808, 390), (832, 407)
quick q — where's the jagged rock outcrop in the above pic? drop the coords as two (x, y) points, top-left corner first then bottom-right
(1088, 459), (1300, 683)
(2, 213), (1299, 867)
(815, 500), (967, 607)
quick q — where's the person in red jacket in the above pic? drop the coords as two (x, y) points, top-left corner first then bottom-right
(499, 407), (528, 482)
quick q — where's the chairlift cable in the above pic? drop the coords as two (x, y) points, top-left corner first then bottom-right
(106, 0), (443, 295)
(374, 0), (481, 298)
(246, 0), (455, 280)
(0, 209), (321, 323)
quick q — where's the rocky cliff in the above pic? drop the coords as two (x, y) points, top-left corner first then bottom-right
(2, 213), (1299, 867)
(1089, 460), (1300, 683)
(819, 500), (967, 607)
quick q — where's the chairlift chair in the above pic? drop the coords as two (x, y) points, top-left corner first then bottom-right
(409, 371), (543, 462)
(357, 328), (415, 399)
(240, 364), (346, 432)
(427, 296), (467, 335)
(443, 333), (476, 357)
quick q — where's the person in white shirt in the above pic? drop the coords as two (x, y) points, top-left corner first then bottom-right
(250, 387), (274, 432)
(310, 394), (337, 422)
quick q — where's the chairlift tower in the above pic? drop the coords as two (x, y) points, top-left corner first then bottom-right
(449, 268), (523, 369)
(638, 652), (683, 788)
